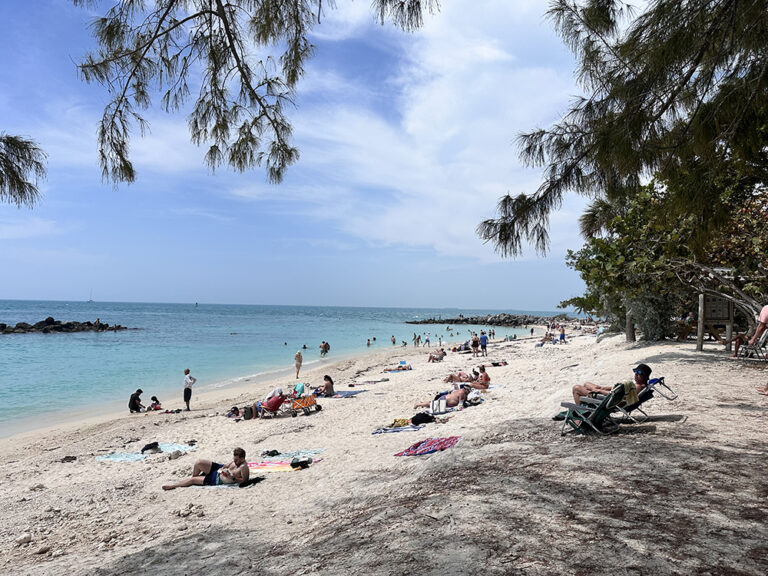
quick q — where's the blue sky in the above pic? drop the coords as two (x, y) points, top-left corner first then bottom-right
(0, 0), (588, 310)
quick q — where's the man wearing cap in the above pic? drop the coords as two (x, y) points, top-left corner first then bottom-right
(570, 364), (652, 404)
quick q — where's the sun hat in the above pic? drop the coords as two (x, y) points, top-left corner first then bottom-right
(633, 363), (652, 378)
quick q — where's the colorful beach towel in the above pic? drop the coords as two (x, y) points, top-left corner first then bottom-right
(248, 461), (296, 473)
(395, 436), (461, 456)
(372, 424), (424, 434)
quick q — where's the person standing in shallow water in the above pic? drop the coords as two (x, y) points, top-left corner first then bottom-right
(183, 368), (196, 411)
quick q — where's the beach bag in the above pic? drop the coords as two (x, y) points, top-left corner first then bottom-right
(243, 405), (254, 420)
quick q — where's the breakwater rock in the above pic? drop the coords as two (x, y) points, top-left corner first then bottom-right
(406, 313), (571, 327)
(0, 317), (130, 334)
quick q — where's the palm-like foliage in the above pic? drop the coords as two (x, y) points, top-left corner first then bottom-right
(479, 0), (768, 256)
(0, 133), (47, 207)
(74, 0), (440, 184)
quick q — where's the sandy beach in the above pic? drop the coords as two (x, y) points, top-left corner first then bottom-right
(1, 332), (767, 575)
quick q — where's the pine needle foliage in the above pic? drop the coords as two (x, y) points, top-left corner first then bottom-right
(73, 0), (440, 185)
(0, 133), (47, 207)
(478, 0), (768, 257)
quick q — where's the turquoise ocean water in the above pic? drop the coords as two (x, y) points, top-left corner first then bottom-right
(0, 300), (552, 436)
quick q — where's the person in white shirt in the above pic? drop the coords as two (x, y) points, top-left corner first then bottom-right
(183, 368), (197, 411)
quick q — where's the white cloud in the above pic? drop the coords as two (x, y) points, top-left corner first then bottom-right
(0, 216), (62, 240)
(270, 0), (584, 261)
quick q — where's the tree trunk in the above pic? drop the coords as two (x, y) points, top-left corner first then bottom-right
(625, 310), (636, 342)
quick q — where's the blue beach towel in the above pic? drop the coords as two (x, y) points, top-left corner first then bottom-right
(95, 452), (146, 463)
(331, 390), (367, 398)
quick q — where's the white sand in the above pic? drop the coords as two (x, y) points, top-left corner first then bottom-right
(1, 333), (767, 575)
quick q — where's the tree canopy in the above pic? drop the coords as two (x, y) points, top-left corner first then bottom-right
(0, 133), (47, 207)
(478, 0), (768, 258)
(0, 0), (439, 205)
(73, 0), (439, 185)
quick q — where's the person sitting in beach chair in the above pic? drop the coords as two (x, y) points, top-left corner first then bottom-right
(428, 348), (447, 363)
(313, 375), (335, 397)
(162, 447), (249, 490)
(250, 387), (286, 417)
(570, 363), (651, 405)
(413, 386), (470, 410)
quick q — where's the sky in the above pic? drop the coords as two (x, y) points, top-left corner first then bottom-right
(0, 0), (589, 311)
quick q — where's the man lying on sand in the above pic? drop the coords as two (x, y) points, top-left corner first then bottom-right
(162, 447), (249, 490)
(414, 386), (469, 410)
(385, 364), (412, 372)
(570, 363), (651, 404)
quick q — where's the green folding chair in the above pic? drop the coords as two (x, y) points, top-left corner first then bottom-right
(559, 383), (626, 435)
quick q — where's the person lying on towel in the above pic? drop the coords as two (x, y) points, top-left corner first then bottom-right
(413, 386), (469, 410)
(443, 370), (477, 383)
(162, 447), (249, 490)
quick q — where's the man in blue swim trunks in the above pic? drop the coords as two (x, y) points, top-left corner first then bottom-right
(162, 447), (249, 490)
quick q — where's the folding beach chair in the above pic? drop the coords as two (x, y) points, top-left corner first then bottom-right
(737, 331), (768, 361)
(559, 383), (625, 435)
(581, 377), (677, 424)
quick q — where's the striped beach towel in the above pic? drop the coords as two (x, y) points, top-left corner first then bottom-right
(394, 436), (461, 456)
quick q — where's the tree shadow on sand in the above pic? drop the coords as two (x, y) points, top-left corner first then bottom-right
(84, 416), (767, 576)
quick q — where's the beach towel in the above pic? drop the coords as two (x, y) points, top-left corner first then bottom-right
(248, 458), (322, 472)
(96, 442), (195, 462)
(95, 452), (147, 463)
(622, 380), (640, 406)
(260, 449), (324, 460)
(372, 424), (424, 434)
(329, 390), (367, 398)
(395, 436), (461, 456)
(248, 461), (297, 473)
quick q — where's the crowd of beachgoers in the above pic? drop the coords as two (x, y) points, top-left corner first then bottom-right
(2, 321), (766, 575)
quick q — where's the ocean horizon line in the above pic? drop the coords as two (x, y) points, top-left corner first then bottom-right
(0, 298), (570, 317)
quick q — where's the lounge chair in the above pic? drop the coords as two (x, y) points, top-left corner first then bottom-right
(559, 383), (626, 435)
(737, 331), (768, 361)
(580, 377), (677, 424)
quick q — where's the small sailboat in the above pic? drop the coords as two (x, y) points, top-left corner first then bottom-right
(87, 289), (94, 303)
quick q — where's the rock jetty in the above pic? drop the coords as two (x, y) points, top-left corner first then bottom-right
(406, 313), (571, 327)
(0, 317), (130, 335)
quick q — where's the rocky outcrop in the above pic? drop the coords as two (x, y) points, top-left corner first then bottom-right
(0, 317), (131, 334)
(406, 313), (572, 327)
